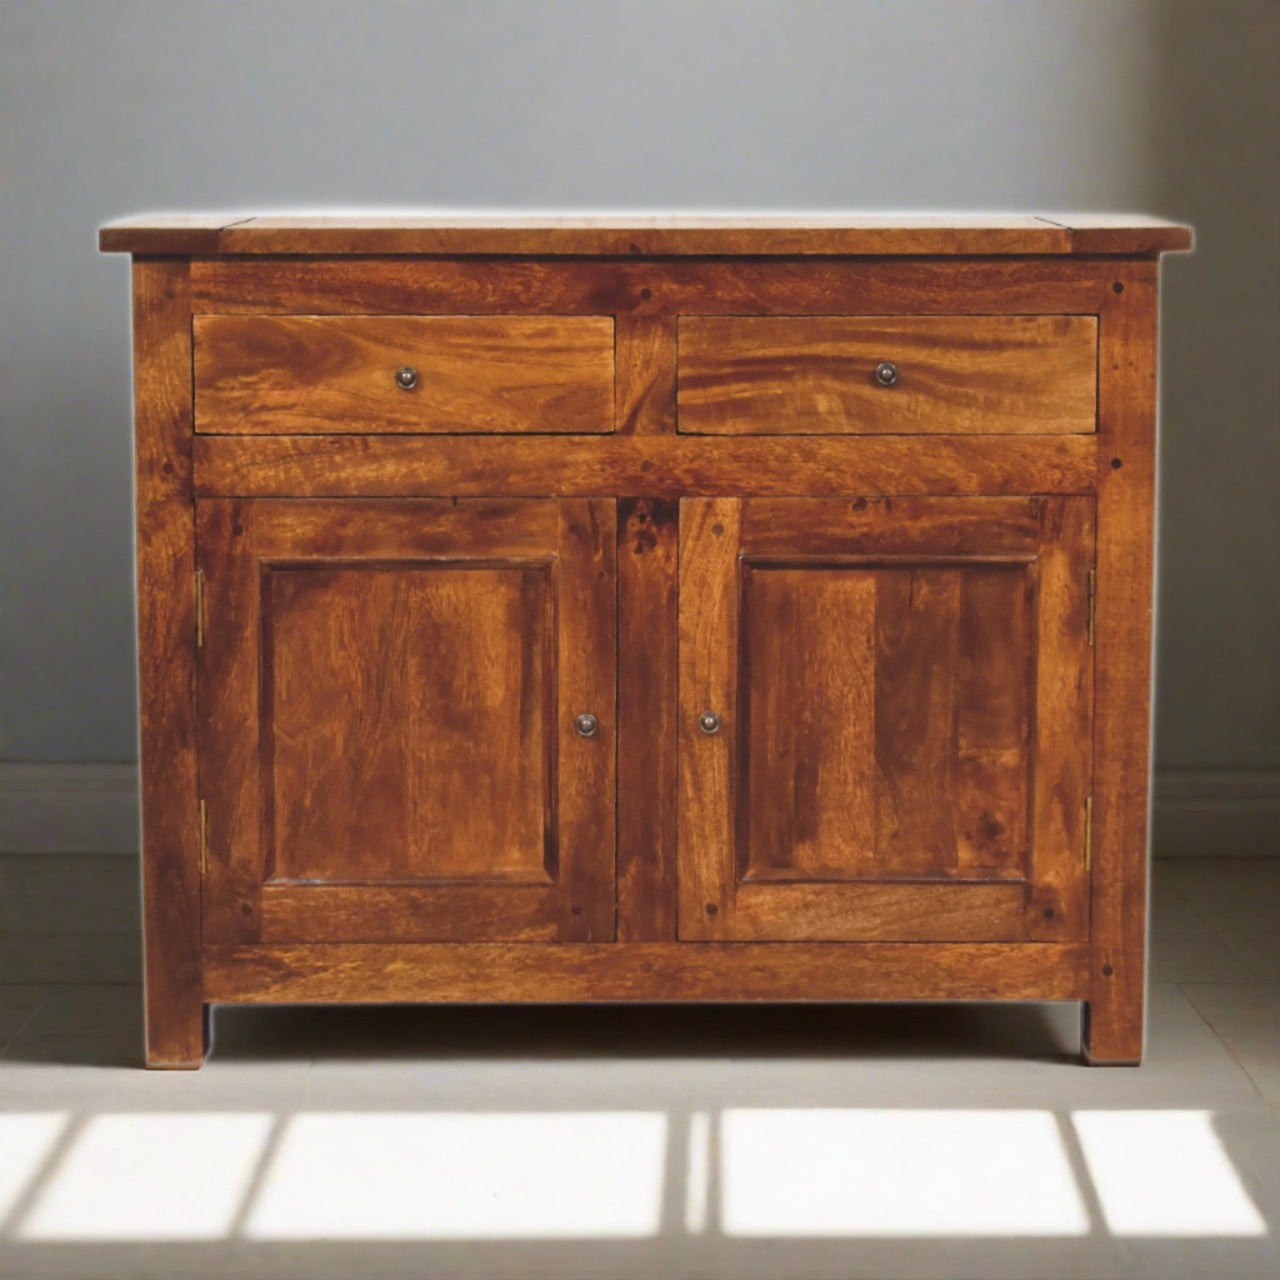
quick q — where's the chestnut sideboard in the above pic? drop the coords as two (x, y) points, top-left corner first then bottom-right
(100, 215), (1192, 1068)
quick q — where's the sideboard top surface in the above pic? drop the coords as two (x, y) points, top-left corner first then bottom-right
(99, 213), (1194, 258)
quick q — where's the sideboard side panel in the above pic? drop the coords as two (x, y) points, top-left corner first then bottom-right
(132, 258), (205, 1068)
(1084, 261), (1159, 1065)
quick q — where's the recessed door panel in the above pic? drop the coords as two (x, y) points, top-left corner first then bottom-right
(266, 562), (554, 886)
(740, 562), (1032, 885)
(740, 566), (879, 882)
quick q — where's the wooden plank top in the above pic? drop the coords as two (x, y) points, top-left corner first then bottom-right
(99, 213), (1193, 257)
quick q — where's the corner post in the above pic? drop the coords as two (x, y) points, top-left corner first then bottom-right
(1083, 261), (1159, 1065)
(132, 258), (206, 1067)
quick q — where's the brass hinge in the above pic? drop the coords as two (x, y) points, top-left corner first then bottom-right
(1084, 794), (1094, 872)
(1087, 567), (1097, 646)
(195, 569), (205, 649)
(198, 798), (208, 877)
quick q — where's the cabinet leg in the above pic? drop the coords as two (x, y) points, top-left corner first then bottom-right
(144, 995), (209, 1070)
(1081, 964), (1144, 1066)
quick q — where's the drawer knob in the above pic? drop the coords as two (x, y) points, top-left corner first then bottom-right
(698, 710), (722, 735)
(874, 360), (899, 387)
(574, 712), (599, 738)
(395, 365), (420, 390)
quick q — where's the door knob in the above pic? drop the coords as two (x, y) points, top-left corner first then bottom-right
(698, 710), (722, 735)
(574, 712), (599, 738)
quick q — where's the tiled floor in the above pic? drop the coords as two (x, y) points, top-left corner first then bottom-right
(0, 855), (1277, 1279)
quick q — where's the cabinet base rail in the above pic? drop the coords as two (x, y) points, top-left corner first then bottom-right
(201, 941), (1091, 1004)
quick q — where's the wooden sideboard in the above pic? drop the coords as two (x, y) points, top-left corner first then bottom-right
(100, 215), (1192, 1068)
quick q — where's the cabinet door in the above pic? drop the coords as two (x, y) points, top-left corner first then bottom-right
(679, 497), (1093, 942)
(197, 499), (616, 944)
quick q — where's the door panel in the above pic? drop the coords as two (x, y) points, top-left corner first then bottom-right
(197, 498), (616, 944)
(679, 497), (1093, 942)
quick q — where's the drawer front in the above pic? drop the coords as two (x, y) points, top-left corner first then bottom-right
(677, 314), (1097, 435)
(194, 315), (616, 434)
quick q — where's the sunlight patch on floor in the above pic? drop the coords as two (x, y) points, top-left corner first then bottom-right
(3, 1106), (1272, 1242)
(0, 1114), (69, 1223)
(1073, 1110), (1268, 1237)
(719, 1109), (1091, 1236)
(17, 1113), (273, 1240)
(242, 1111), (668, 1239)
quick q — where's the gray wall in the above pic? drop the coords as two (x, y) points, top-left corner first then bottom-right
(1, 0), (1276, 777)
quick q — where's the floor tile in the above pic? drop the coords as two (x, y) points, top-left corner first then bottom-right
(1125, 1241), (1280, 1280)
(1150, 932), (1253, 982)
(209, 982), (1266, 1117)
(1, 985), (143, 1068)
(0, 1240), (1148, 1280)
(1078, 1107), (1280, 1280)
(1211, 1108), (1280, 1222)
(0, 988), (45, 1056)
(0, 857), (1275, 1279)
(1179, 984), (1280, 1105)
(1222, 932), (1280, 981)
(1161, 859), (1280, 935)
(1149, 874), (1213, 936)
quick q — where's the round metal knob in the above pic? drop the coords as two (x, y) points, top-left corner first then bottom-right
(698, 710), (722, 735)
(395, 365), (420, 390)
(574, 712), (599, 738)
(874, 360), (898, 387)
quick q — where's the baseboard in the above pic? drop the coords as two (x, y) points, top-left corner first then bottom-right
(0, 763), (140, 854)
(2, 763), (1276, 857)
(1151, 770), (1280, 857)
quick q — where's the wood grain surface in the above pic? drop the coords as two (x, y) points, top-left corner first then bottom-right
(196, 498), (617, 945)
(679, 497), (1092, 944)
(1084, 262), (1159, 1065)
(265, 563), (555, 886)
(132, 259), (205, 1068)
(193, 434), (1098, 498)
(194, 314), (614, 434)
(107, 233), (1181, 1067)
(738, 563), (1034, 884)
(617, 498), (679, 940)
(678, 315), (1097, 435)
(187, 256), (1113, 319)
(203, 941), (1092, 1004)
(1025, 496), (1096, 942)
(100, 213), (1193, 257)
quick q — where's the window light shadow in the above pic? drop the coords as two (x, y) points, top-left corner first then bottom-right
(1073, 1109), (1268, 1237)
(16, 1114), (274, 1241)
(0, 1114), (70, 1226)
(719, 1108), (1091, 1237)
(243, 1112), (668, 1240)
(0, 1106), (1269, 1251)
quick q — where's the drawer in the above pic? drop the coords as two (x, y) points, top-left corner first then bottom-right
(193, 315), (616, 434)
(677, 314), (1097, 435)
